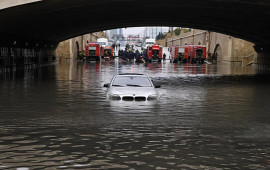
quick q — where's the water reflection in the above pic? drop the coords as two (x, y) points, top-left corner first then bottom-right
(0, 59), (269, 169)
(109, 100), (159, 113)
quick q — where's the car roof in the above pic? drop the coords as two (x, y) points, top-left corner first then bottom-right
(115, 73), (149, 78)
(118, 73), (144, 76)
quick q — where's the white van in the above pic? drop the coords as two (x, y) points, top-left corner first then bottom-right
(142, 39), (155, 50)
(97, 38), (108, 47)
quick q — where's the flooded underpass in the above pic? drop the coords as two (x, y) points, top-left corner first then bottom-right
(0, 59), (270, 169)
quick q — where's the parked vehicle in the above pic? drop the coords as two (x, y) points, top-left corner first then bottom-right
(184, 45), (206, 63)
(104, 73), (160, 101)
(102, 46), (113, 60)
(97, 38), (109, 47)
(135, 55), (145, 63)
(169, 45), (206, 64)
(178, 47), (185, 63)
(170, 46), (179, 63)
(142, 39), (155, 50)
(147, 44), (163, 63)
(135, 41), (143, 47)
(85, 43), (101, 61)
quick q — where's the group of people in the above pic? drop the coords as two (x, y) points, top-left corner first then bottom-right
(119, 49), (143, 63)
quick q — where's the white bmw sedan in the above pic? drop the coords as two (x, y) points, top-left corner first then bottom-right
(104, 73), (160, 101)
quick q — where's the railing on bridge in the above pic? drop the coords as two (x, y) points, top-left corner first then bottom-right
(0, 47), (56, 70)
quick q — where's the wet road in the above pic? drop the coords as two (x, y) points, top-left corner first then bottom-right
(0, 59), (270, 169)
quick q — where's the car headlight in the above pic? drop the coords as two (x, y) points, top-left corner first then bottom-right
(109, 94), (121, 100)
(147, 95), (158, 100)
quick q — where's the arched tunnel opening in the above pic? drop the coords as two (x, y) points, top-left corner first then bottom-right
(0, 1), (270, 169)
(0, 26), (262, 69)
(1, 0), (270, 69)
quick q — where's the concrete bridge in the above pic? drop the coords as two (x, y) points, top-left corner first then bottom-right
(1, 0), (270, 67)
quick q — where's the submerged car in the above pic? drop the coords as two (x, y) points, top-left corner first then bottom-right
(104, 73), (160, 101)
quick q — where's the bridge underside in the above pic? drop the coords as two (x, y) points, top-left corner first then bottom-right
(1, 0), (270, 46)
(0, 0), (270, 68)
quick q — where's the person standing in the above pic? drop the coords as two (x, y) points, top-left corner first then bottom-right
(163, 53), (166, 60)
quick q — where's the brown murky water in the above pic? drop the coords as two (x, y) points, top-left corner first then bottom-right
(0, 59), (269, 169)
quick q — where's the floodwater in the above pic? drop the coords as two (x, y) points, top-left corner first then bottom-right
(0, 59), (269, 169)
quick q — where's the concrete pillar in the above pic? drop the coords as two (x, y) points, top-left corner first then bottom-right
(227, 36), (233, 59)
(206, 31), (210, 54)
(80, 35), (84, 51)
(69, 39), (73, 59)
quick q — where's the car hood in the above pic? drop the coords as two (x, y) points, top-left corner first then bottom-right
(109, 87), (157, 96)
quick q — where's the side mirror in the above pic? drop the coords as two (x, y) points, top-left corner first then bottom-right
(103, 83), (110, 88)
(154, 84), (161, 88)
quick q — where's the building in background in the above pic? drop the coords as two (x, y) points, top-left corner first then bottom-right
(125, 34), (142, 47)
(144, 27), (169, 39)
(119, 28), (123, 35)
(112, 34), (125, 46)
(106, 28), (125, 46)
(106, 28), (123, 39)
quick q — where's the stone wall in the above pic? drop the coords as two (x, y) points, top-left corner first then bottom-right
(156, 39), (167, 47)
(253, 53), (270, 69)
(56, 32), (107, 59)
(167, 29), (207, 47)
(167, 29), (256, 62)
(232, 38), (255, 59)
(208, 32), (232, 61)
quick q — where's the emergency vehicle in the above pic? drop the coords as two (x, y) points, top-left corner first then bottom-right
(183, 45), (206, 63)
(147, 44), (162, 62)
(97, 38), (108, 47)
(85, 43), (101, 61)
(102, 46), (113, 60)
(170, 46), (179, 63)
(178, 47), (185, 62)
(142, 39), (155, 50)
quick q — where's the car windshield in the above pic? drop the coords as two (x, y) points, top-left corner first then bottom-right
(112, 76), (152, 87)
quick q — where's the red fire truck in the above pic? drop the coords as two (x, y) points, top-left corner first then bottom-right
(85, 43), (101, 61)
(147, 44), (162, 62)
(178, 47), (185, 63)
(183, 45), (206, 63)
(170, 46), (186, 63)
(170, 46), (179, 63)
(102, 46), (113, 60)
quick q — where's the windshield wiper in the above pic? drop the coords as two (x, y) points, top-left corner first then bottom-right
(126, 84), (143, 87)
(112, 85), (123, 87)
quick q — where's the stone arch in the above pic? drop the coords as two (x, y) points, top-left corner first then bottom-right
(213, 44), (223, 62)
(211, 37), (225, 62)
